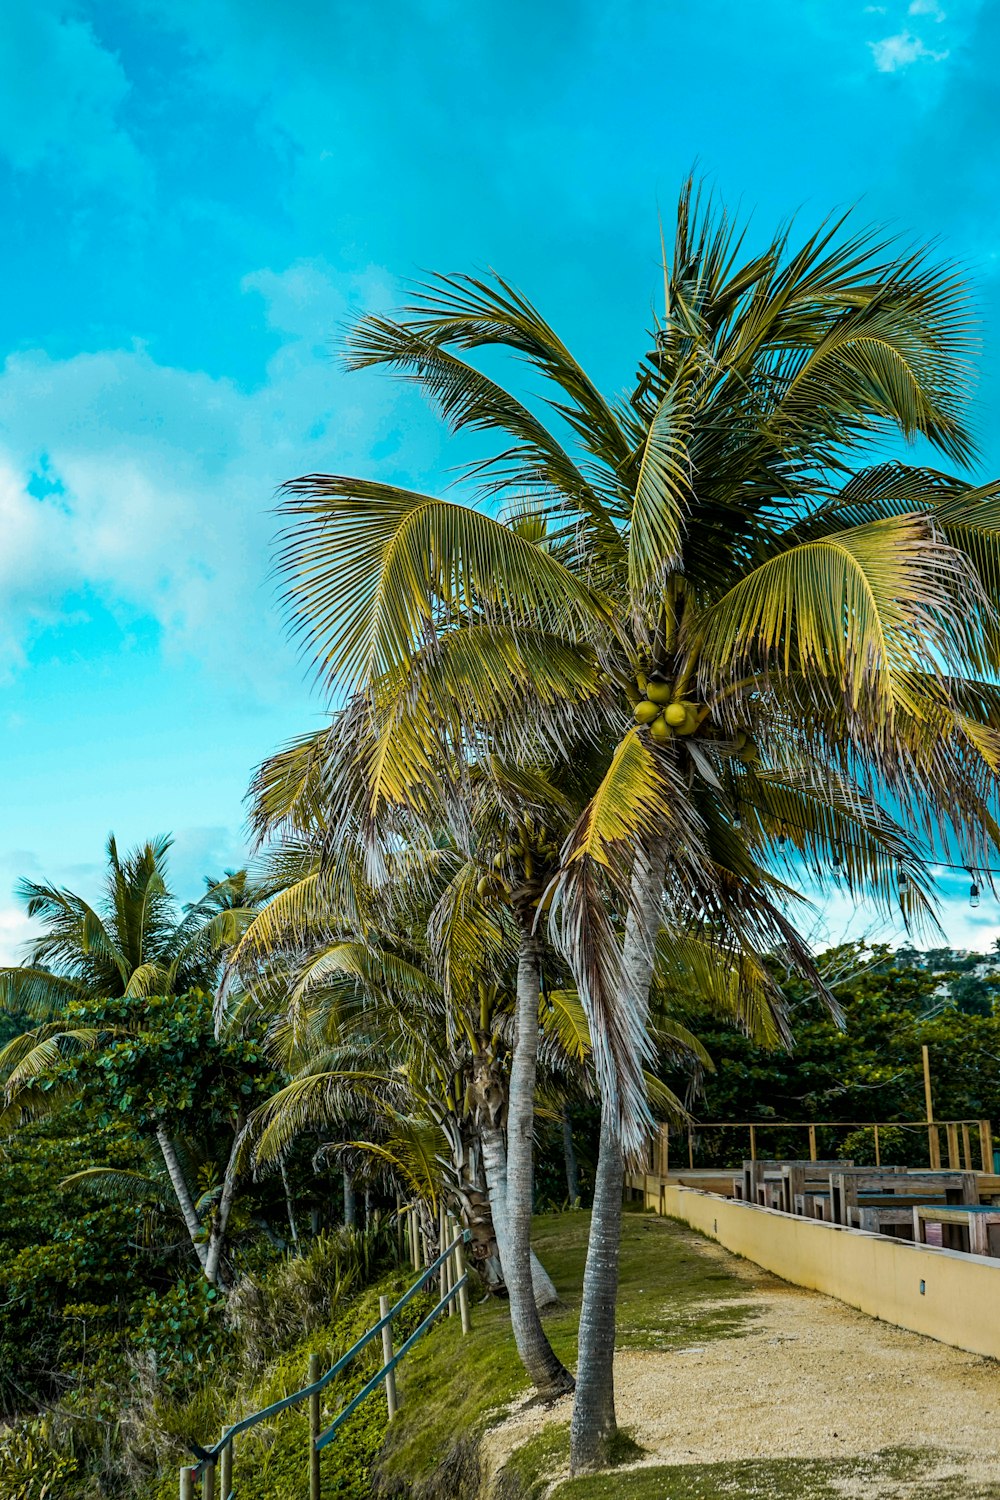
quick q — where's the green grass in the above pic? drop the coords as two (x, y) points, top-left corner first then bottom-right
(551, 1449), (992, 1499)
(376, 1209), (753, 1492)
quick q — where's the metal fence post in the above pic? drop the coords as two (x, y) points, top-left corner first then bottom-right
(202, 1459), (216, 1500)
(308, 1352), (322, 1500)
(179, 1468), (194, 1500)
(379, 1294), (398, 1418)
(453, 1231), (471, 1335)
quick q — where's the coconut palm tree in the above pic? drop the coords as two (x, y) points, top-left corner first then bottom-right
(273, 182), (1000, 1468)
(0, 835), (258, 1286)
(225, 742), (587, 1389)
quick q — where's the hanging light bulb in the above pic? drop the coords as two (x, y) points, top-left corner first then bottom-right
(898, 867), (910, 899)
(832, 852), (842, 872)
(971, 879), (982, 909)
(777, 825), (787, 849)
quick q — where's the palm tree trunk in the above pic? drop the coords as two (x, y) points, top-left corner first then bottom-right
(280, 1156), (300, 1250)
(155, 1124), (209, 1273)
(204, 1116), (245, 1289)
(496, 927), (574, 1395)
(480, 1124), (558, 1306)
(343, 1166), (357, 1229)
(570, 838), (667, 1473)
(562, 1107), (580, 1206)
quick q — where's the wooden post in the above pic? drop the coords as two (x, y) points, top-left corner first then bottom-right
(395, 1191), (403, 1260)
(946, 1122), (960, 1170)
(453, 1231), (471, 1335)
(808, 1124), (817, 1163)
(379, 1295), (398, 1418)
(664, 1126), (669, 1175)
(202, 1460), (215, 1500)
(220, 1436), (233, 1499)
(445, 1214), (456, 1315)
(659, 1123), (668, 1176)
(308, 1352), (322, 1500)
(922, 1044), (941, 1167)
(873, 1123), (881, 1167)
(962, 1123), (972, 1171)
(749, 1124), (757, 1162)
(980, 1119), (994, 1173)
(179, 1468), (194, 1500)
(687, 1128), (694, 1170)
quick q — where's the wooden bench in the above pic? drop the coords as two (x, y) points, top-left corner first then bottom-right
(741, 1160), (852, 1213)
(830, 1169), (976, 1226)
(913, 1204), (1000, 1257)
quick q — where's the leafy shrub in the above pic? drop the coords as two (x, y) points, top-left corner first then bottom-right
(0, 1420), (78, 1500)
(134, 1279), (229, 1393)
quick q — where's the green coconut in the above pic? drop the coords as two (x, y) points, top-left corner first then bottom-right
(646, 679), (672, 705)
(663, 702), (687, 727)
(634, 700), (661, 725)
(649, 716), (672, 744)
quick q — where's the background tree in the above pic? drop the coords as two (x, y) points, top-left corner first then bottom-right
(0, 836), (262, 1286)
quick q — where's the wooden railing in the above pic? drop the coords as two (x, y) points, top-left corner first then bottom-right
(653, 1118), (994, 1174)
(178, 1227), (472, 1499)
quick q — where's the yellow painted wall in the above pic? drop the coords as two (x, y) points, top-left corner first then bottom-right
(635, 1176), (1000, 1362)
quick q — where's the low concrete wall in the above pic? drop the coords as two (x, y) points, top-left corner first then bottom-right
(636, 1176), (1000, 1362)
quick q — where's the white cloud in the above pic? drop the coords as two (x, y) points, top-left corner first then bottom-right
(0, 259), (441, 692)
(0, 5), (145, 189)
(0, 904), (35, 967)
(870, 29), (950, 70)
(909, 0), (946, 19)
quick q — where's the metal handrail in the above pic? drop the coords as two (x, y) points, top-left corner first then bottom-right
(181, 1227), (472, 1495)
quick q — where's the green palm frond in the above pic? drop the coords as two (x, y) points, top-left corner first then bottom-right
(698, 516), (987, 714)
(276, 478), (609, 693)
(60, 1166), (167, 1206)
(0, 969), (85, 1021)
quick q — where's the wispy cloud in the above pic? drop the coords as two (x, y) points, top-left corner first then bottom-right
(0, 259), (440, 692)
(870, 29), (949, 71)
(909, 0), (946, 19)
(0, 4), (145, 190)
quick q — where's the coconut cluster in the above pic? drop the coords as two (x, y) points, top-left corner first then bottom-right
(633, 677), (700, 743)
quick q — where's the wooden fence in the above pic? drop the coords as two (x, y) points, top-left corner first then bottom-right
(178, 1226), (471, 1499)
(653, 1118), (994, 1174)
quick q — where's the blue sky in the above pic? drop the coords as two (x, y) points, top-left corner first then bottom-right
(2, 0), (999, 960)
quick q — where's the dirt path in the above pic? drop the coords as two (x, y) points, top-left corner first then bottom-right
(486, 1227), (1000, 1496)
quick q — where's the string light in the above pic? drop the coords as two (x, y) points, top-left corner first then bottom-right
(966, 867), (982, 909)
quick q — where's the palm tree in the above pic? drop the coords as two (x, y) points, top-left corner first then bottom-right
(225, 743), (588, 1389)
(273, 182), (1000, 1468)
(0, 835), (258, 1286)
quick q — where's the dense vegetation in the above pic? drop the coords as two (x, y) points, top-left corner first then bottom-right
(2, 921), (999, 1494)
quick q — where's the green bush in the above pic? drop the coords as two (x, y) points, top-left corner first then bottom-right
(134, 1279), (229, 1393)
(0, 1420), (78, 1500)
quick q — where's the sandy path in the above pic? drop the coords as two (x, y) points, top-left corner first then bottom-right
(486, 1229), (1000, 1495)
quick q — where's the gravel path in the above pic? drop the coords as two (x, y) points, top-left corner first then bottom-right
(486, 1227), (1000, 1496)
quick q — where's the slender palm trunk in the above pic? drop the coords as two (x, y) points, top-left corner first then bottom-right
(562, 1107), (580, 1206)
(480, 1124), (558, 1306)
(280, 1156), (300, 1250)
(204, 1116), (245, 1289)
(497, 928), (574, 1394)
(570, 839), (667, 1472)
(155, 1123), (209, 1274)
(343, 1166), (357, 1229)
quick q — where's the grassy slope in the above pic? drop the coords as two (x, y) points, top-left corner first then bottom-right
(376, 1209), (751, 1490)
(379, 1214), (994, 1500)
